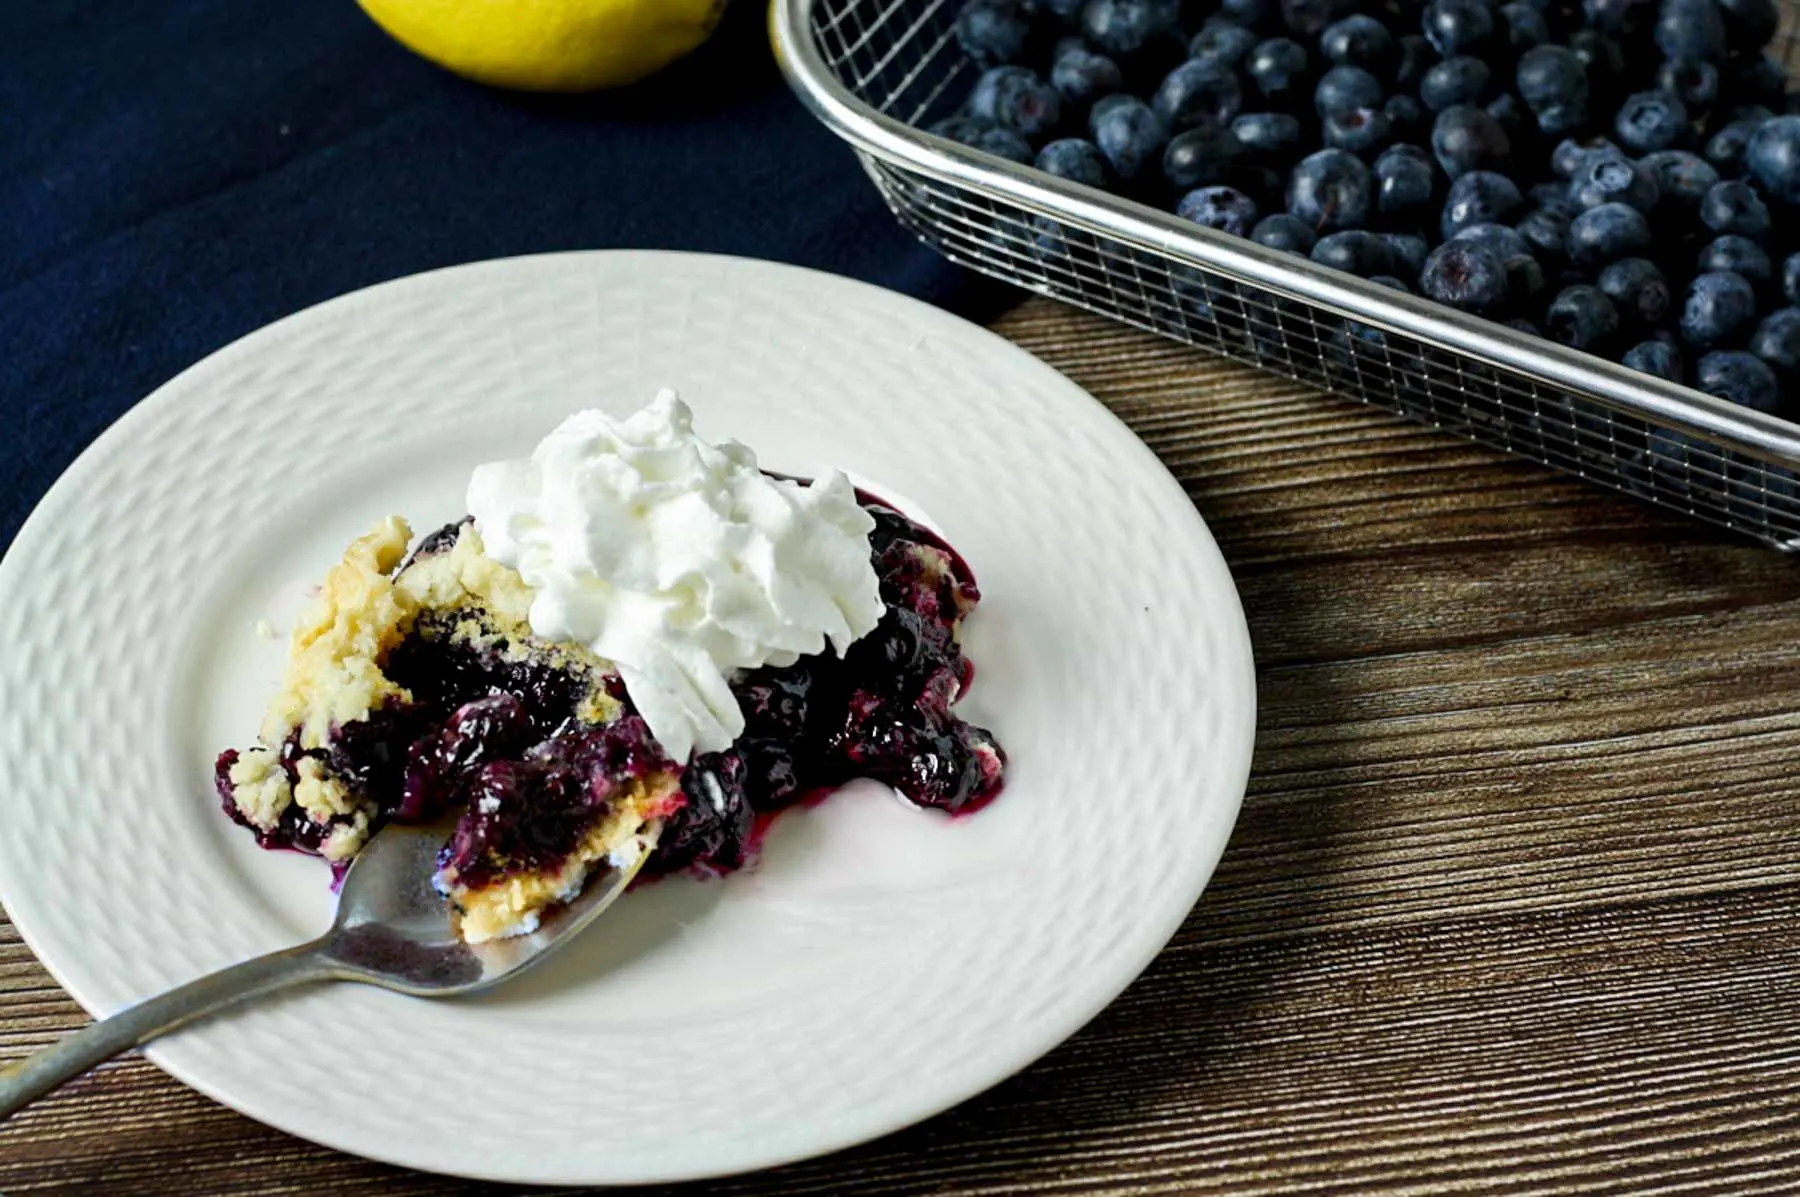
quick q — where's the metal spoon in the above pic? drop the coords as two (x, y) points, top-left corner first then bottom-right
(0, 816), (659, 1120)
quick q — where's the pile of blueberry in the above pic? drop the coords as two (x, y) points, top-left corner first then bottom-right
(937, 0), (1800, 417)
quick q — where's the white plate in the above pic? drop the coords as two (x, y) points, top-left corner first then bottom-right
(0, 252), (1255, 1184)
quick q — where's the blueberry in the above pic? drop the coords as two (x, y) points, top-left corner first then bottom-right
(1529, 180), (1576, 214)
(1320, 14), (1395, 72)
(1421, 56), (1491, 112)
(1718, 0), (1779, 51)
(1369, 274), (1414, 291)
(1681, 270), (1759, 347)
(1080, 0), (1179, 57)
(1516, 205), (1573, 260)
(1700, 179), (1771, 239)
(1035, 137), (1109, 186)
(1498, 1), (1550, 51)
(1375, 142), (1441, 222)
(1246, 37), (1312, 104)
(1655, 0), (1727, 64)
(1311, 229), (1395, 274)
(1189, 19), (1261, 68)
(1038, 0), (1086, 16)
(1698, 234), (1774, 285)
(1422, 0), (1495, 56)
(1705, 115), (1766, 173)
(1286, 148), (1373, 232)
(1749, 304), (1800, 374)
(1546, 285), (1621, 350)
(929, 117), (1035, 162)
(1639, 149), (1720, 209)
(1749, 306), (1800, 376)
(957, 0), (1032, 65)
(1783, 252), (1800, 304)
(1090, 94), (1168, 180)
(1505, 318), (1543, 336)
(1158, 60), (1244, 130)
(1323, 106), (1394, 154)
(1696, 349), (1782, 410)
(1614, 90), (1690, 155)
(1454, 222), (1543, 300)
(1315, 64), (1384, 115)
(735, 738), (801, 811)
(1393, 34), (1436, 90)
(1442, 170), (1524, 238)
(1383, 232), (1430, 278)
(1568, 153), (1660, 213)
(1552, 135), (1620, 180)
(1516, 48), (1591, 139)
(1252, 212), (1318, 251)
(1568, 201), (1653, 265)
(1597, 257), (1673, 326)
(1420, 240), (1510, 312)
(1623, 339), (1684, 380)
(736, 670), (813, 740)
(1233, 111), (1304, 160)
(1178, 185), (1261, 235)
(970, 66), (1063, 140)
(1657, 60), (1720, 111)
(1163, 122), (1245, 188)
(1453, 221), (1530, 259)
(1385, 94), (1426, 138)
(1432, 105), (1511, 177)
(1747, 115), (1800, 203)
(1051, 45), (1125, 106)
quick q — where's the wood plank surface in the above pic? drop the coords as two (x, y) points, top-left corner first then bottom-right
(7, 297), (1800, 1195)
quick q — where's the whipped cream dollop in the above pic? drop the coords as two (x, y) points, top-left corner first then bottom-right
(466, 391), (885, 763)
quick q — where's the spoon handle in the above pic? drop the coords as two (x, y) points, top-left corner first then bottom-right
(0, 942), (339, 1121)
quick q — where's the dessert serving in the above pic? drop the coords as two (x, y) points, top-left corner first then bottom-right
(214, 392), (1006, 942)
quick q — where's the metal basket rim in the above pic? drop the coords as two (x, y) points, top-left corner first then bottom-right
(769, 0), (1800, 469)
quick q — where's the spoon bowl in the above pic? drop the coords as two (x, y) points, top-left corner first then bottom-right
(0, 816), (660, 1118)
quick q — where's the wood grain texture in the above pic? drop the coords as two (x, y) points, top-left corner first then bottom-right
(7, 296), (1800, 1196)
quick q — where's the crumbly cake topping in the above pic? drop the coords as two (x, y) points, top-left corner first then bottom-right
(259, 519), (618, 751)
(229, 519), (624, 858)
(393, 524), (536, 636)
(226, 748), (291, 829)
(293, 756), (356, 822)
(262, 517), (419, 749)
(321, 811), (372, 862)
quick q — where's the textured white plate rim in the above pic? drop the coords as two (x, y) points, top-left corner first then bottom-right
(0, 250), (1256, 1185)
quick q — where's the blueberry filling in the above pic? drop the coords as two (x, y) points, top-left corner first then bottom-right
(438, 716), (669, 891)
(216, 490), (1005, 886)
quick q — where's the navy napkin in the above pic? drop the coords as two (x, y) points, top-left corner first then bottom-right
(0, 0), (1011, 550)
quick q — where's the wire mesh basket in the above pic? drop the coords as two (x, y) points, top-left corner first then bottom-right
(772, 0), (1800, 549)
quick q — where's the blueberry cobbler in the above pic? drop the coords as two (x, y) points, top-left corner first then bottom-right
(216, 393), (1005, 942)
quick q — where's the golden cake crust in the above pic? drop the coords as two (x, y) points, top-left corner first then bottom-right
(228, 518), (623, 856)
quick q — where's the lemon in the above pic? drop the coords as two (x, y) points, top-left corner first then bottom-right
(357, 0), (728, 92)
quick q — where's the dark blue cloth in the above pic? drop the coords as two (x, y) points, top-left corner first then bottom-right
(0, 1), (1009, 551)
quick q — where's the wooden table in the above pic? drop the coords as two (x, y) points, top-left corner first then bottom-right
(7, 298), (1800, 1195)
